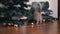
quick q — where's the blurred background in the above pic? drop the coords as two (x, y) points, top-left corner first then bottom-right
(0, 0), (58, 26)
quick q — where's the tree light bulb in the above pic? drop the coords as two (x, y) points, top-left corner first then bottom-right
(31, 23), (34, 25)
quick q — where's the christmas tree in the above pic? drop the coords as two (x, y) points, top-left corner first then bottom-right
(0, 0), (32, 20)
(0, 0), (33, 26)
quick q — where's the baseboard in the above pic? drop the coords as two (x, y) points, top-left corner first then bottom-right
(58, 18), (60, 20)
(53, 18), (58, 20)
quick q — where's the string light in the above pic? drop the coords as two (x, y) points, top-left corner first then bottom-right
(14, 24), (18, 27)
(31, 22), (34, 25)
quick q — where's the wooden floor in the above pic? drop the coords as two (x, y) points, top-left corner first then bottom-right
(0, 20), (60, 34)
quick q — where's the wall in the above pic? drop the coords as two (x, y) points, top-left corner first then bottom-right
(27, 0), (58, 18)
